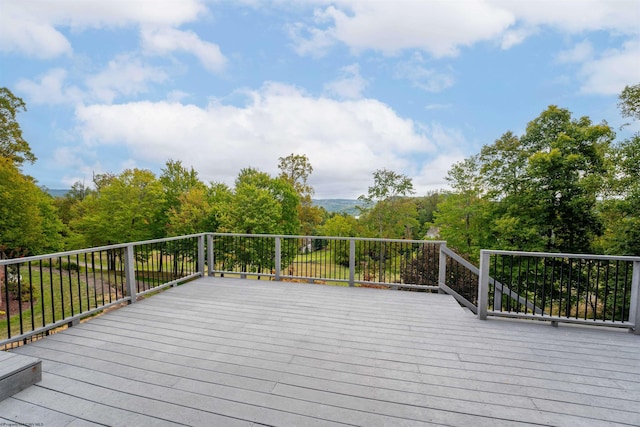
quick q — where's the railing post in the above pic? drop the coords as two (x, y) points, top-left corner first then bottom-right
(630, 261), (640, 335)
(124, 245), (137, 304)
(198, 234), (205, 277)
(275, 237), (281, 281)
(349, 239), (355, 287)
(438, 243), (447, 294)
(207, 234), (214, 277)
(478, 250), (490, 320)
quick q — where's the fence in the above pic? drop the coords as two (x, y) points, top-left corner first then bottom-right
(207, 233), (445, 287)
(1, 234), (204, 347)
(3, 233), (472, 348)
(9, 233), (635, 347)
(478, 250), (640, 333)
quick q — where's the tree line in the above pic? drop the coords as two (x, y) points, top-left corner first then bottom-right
(1, 84), (639, 263)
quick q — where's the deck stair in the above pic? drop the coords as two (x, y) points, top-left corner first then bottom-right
(0, 351), (41, 402)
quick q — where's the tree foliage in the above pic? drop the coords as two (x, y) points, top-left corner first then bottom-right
(278, 153), (323, 235)
(0, 158), (64, 257)
(619, 83), (640, 122)
(433, 104), (620, 259)
(70, 169), (165, 246)
(358, 168), (417, 238)
(0, 87), (36, 166)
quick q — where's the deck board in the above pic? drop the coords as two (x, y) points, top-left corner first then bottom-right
(4, 277), (640, 426)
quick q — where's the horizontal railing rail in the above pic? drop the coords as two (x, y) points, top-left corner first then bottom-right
(478, 250), (640, 333)
(1, 234), (205, 348)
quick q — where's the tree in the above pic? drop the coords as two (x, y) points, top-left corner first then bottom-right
(0, 158), (64, 258)
(475, 106), (613, 253)
(358, 168), (417, 238)
(278, 153), (323, 235)
(319, 214), (359, 237)
(71, 169), (165, 247)
(221, 168), (300, 235)
(0, 90), (63, 258)
(599, 83), (640, 255)
(166, 187), (212, 236)
(0, 87), (35, 166)
(619, 83), (640, 123)
(432, 157), (493, 262)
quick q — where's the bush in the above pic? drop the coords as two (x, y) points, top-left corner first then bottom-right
(4, 266), (37, 302)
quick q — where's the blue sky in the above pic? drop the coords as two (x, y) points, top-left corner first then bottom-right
(1, 0), (639, 198)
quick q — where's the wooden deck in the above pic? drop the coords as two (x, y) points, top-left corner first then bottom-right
(1, 277), (639, 426)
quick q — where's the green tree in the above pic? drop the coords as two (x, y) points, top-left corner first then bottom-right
(166, 187), (211, 236)
(0, 90), (63, 258)
(278, 153), (323, 235)
(221, 168), (300, 235)
(71, 169), (165, 246)
(478, 106), (613, 253)
(432, 157), (493, 261)
(0, 158), (64, 257)
(159, 159), (204, 236)
(0, 87), (35, 166)
(619, 83), (640, 122)
(319, 214), (359, 237)
(358, 168), (418, 238)
(599, 83), (640, 255)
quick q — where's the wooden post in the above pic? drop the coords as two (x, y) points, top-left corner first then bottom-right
(124, 245), (136, 304)
(478, 250), (490, 320)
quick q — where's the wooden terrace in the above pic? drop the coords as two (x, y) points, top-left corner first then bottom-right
(1, 277), (640, 426)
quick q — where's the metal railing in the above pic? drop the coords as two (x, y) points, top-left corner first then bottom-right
(9, 232), (634, 347)
(478, 250), (640, 333)
(1, 234), (204, 347)
(207, 233), (447, 289)
(439, 246), (479, 314)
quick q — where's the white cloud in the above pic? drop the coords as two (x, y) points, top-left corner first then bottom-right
(74, 82), (445, 198)
(85, 54), (169, 103)
(16, 56), (169, 105)
(556, 41), (594, 64)
(394, 54), (455, 92)
(141, 27), (227, 72)
(413, 123), (468, 193)
(497, 0), (640, 35)
(0, 2), (72, 58)
(500, 26), (536, 49)
(323, 64), (368, 99)
(579, 38), (640, 95)
(0, 0), (206, 59)
(288, 0), (639, 58)
(16, 69), (84, 105)
(291, 1), (514, 57)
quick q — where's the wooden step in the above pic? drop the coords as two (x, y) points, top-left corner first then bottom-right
(0, 351), (41, 402)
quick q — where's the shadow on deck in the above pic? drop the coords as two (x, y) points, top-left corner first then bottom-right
(1, 277), (639, 426)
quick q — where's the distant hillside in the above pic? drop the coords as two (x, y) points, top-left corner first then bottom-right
(47, 189), (69, 198)
(313, 199), (359, 215)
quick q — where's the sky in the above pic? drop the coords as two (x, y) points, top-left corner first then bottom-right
(1, 0), (639, 199)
